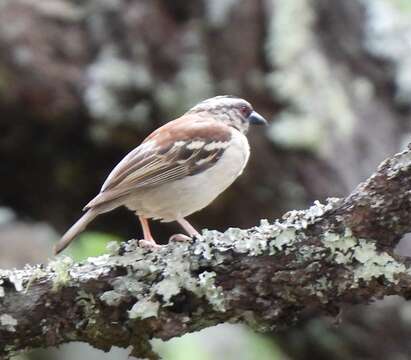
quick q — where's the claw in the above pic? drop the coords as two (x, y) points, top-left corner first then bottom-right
(169, 234), (193, 243)
(138, 239), (162, 249)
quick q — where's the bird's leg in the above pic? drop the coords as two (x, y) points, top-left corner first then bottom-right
(170, 218), (200, 242)
(178, 218), (200, 236)
(138, 216), (161, 249)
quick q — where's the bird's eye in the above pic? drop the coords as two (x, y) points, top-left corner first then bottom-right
(239, 105), (251, 117)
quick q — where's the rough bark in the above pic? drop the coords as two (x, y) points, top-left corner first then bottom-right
(1, 144), (411, 360)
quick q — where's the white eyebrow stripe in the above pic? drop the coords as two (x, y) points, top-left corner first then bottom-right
(203, 141), (230, 151)
(186, 140), (205, 150)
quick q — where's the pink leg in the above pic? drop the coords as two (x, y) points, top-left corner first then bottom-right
(138, 216), (160, 248)
(177, 218), (200, 237)
(170, 218), (200, 243)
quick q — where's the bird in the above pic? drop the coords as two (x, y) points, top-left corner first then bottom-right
(54, 95), (267, 254)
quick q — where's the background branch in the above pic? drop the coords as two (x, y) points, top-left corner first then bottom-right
(1, 144), (411, 359)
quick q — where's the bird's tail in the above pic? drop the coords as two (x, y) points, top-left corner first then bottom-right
(54, 209), (99, 255)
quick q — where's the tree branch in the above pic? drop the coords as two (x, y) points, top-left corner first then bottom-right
(1, 145), (411, 359)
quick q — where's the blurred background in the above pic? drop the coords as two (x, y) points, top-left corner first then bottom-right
(2, 0), (411, 359)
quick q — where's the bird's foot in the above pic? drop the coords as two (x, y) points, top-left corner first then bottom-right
(169, 233), (193, 242)
(138, 239), (162, 249)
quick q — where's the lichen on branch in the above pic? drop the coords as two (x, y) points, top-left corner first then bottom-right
(1, 144), (411, 360)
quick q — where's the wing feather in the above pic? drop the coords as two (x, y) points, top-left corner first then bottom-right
(84, 116), (232, 210)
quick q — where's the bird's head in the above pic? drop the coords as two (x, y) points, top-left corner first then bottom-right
(186, 95), (267, 133)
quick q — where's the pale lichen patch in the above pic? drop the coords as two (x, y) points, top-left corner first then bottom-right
(87, 254), (111, 266)
(115, 273), (145, 294)
(99, 290), (124, 307)
(270, 228), (297, 254)
(193, 237), (213, 260)
(201, 201), (341, 260)
(128, 299), (160, 320)
(230, 229), (268, 256)
(110, 239), (229, 318)
(323, 230), (357, 264)
(154, 278), (181, 305)
(296, 244), (324, 263)
(199, 199), (341, 262)
(323, 229), (406, 283)
(222, 228), (249, 252)
(9, 272), (24, 292)
(281, 198), (342, 230)
(0, 313), (17, 332)
(352, 239), (405, 282)
(100, 270), (145, 307)
(197, 271), (226, 312)
(306, 199), (342, 221)
(0, 279), (3, 295)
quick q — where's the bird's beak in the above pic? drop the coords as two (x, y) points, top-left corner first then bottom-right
(248, 111), (267, 125)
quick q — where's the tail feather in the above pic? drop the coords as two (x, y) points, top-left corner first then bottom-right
(54, 210), (98, 255)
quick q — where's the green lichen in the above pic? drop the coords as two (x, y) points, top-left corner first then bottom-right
(49, 256), (73, 291)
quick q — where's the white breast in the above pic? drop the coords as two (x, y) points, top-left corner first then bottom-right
(125, 129), (250, 221)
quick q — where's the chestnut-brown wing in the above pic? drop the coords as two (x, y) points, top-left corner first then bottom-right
(84, 116), (232, 210)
